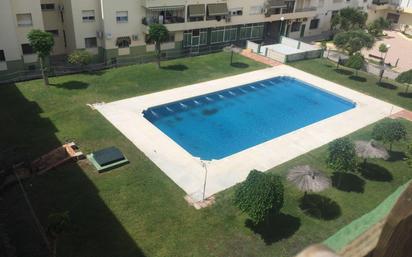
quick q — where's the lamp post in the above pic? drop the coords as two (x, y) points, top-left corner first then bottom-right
(280, 17), (285, 42)
(379, 44), (391, 84)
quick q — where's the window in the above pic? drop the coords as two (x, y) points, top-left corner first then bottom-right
(0, 50), (5, 62)
(249, 6), (263, 15)
(240, 23), (264, 40)
(387, 13), (400, 24)
(291, 22), (302, 32)
(21, 44), (34, 55)
(210, 28), (224, 44)
(240, 25), (252, 39)
(251, 25), (264, 38)
(309, 19), (320, 30)
(16, 13), (33, 27)
(116, 37), (131, 48)
(82, 10), (95, 22)
(41, 4), (55, 11)
(46, 29), (59, 36)
(116, 11), (128, 23)
(224, 27), (237, 42)
(85, 37), (97, 48)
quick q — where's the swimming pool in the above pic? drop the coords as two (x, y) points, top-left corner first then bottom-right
(143, 76), (356, 160)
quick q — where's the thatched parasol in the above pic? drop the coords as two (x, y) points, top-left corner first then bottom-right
(287, 165), (331, 193)
(355, 140), (389, 161)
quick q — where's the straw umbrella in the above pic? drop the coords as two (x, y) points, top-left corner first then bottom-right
(287, 165), (331, 196)
(355, 140), (389, 163)
(223, 44), (241, 65)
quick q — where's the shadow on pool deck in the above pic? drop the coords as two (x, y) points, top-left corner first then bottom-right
(0, 84), (146, 257)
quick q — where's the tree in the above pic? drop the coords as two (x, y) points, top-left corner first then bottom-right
(234, 170), (284, 224)
(47, 211), (71, 257)
(333, 30), (375, 55)
(148, 24), (169, 69)
(372, 119), (407, 151)
(367, 17), (391, 37)
(327, 138), (357, 188)
(68, 50), (93, 71)
(378, 43), (389, 61)
(396, 69), (412, 94)
(27, 29), (54, 86)
(345, 52), (364, 76)
(331, 7), (368, 33)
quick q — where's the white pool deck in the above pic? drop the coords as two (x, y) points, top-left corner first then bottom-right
(96, 66), (402, 202)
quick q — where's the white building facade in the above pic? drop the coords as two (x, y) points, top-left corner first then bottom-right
(0, 0), (408, 75)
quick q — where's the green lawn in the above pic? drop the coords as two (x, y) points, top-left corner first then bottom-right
(2, 52), (412, 257)
(289, 58), (412, 111)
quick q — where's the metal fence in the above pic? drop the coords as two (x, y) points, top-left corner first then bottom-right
(0, 44), (233, 85)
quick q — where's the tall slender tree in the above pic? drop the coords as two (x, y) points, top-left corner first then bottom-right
(148, 24), (169, 69)
(27, 30), (54, 86)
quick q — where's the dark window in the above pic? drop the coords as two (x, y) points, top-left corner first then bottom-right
(41, 4), (55, 11)
(309, 19), (320, 30)
(46, 29), (59, 36)
(291, 22), (302, 32)
(21, 44), (34, 55)
(0, 50), (5, 62)
(85, 37), (97, 48)
(387, 13), (400, 24)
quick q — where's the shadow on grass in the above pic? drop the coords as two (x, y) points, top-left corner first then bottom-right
(332, 172), (365, 193)
(377, 82), (397, 90)
(349, 75), (367, 82)
(230, 62), (249, 69)
(51, 81), (89, 90)
(245, 213), (301, 245)
(161, 64), (188, 71)
(299, 194), (341, 220)
(335, 68), (353, 76)
(387, 151), (406, 162)
(359, 163), (393, 182)
(398, 92), (412, 98)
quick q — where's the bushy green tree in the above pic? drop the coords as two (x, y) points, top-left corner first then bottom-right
(372, 119), (407, 151)
(148, 24), (169, 69)
(367, 17), (391, 37)
(345, 52), (364, 76)
(333, 30), (375, 55)
(68, 50), (93, 71)
(27, 29), (54, 86)
(327, 138), (357, 173)
(234, 170), (284, 224)
(331, 7), (368, 33)
(396, 69), (412, 94)
(47, 211), (71, 257)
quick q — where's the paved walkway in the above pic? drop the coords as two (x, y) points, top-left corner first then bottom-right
(391, 110), (412, 122)
(361, 30), (412, 73)
(240, 49), (282, 67)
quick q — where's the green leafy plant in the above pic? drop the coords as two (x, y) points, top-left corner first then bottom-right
(148, 24), (169, 69)
(47, 211), (71, 257)
(27, 29), (55, 86)
(333, 30), (375, 56)
(327, 137), (357, 173)
(372, 119), (407, 151)
(68, 50), (93, 71)
(234, 170), (284, 224)
(331, 7), (368, 33)
(345, 52), (364, 76)
(396, 69), (412, 94)
(367, 17), (391, 37)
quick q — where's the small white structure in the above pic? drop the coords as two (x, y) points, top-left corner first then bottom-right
(247, 36), (323, 63)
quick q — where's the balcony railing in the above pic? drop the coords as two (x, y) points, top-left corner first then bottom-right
(295, 6), (317, 12)
(142, 6), (185, 26)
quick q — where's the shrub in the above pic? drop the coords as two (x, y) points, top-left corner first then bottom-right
(345, 52), (364, 76)
(396, 69), (412, 94)
(327, 137), (357, 173)
(68, 50), (93, 69)
(372, 119), (407, 151)
(333, 30), (374, 56)
(234, 170), (284, 224)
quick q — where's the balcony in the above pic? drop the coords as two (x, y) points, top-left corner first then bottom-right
(142, 6), (185, 26)
(142, 0), (186, 9)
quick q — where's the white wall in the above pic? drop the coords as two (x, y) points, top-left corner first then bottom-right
(0, 0), (21, 62)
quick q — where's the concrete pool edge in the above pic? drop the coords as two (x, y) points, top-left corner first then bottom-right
(95, 66), (403, 202)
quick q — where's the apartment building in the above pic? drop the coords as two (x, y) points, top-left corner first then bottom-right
(368, 0), (412, 27)
(0, 0), (384, 75)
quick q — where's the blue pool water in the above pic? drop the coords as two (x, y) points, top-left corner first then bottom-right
(143, 76), (355, 160)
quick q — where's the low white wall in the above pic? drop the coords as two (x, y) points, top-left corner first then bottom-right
(246, 40), (260, 53)
(267, 49), (286, 63)
(280, 36), (299, 48)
